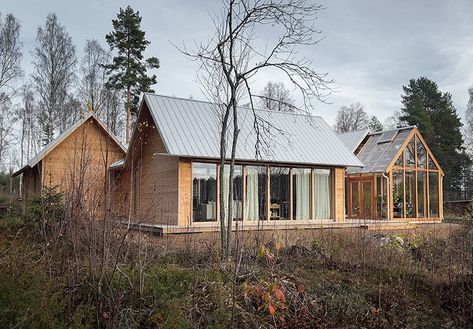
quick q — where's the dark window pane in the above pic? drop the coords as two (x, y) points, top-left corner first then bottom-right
(350, 182), (359, 218)
(394, 153), (403, 167)
(223, 165), (243, 221)
(417, 171), (427, 218)
(393, 171), (404, 218)
(428, 155), (438, 170)
(362, 181), (372, 218)
(270, 167), (290, 220)
(405, 170), (416, 218)
(405, 139), (415, 167)
(429, 172), (439, 217)
(192, 163), (217, 222)
(416, 136), (427, 168)
(376, 175), (387, 219)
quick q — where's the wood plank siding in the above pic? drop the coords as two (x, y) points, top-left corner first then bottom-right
(21, 117), (125, 215)
(334, 167), (346, 222)
(110, 102), (180, 225)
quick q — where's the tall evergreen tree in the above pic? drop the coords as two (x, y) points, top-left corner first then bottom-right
(368, 115), (383, 132)
(400, 77), (468, 199)
(104, 5), (159, 143)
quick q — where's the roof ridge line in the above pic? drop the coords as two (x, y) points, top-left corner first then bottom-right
(143, 92), (323, 119)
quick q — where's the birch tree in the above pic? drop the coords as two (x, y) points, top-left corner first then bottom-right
(259, 81), (295, 112)
(0, 94), (15, 168)
(334, 102), (369, 133)
(0, 13), (22, 94)
(80, 39), (124, 137)
(182, 0), (332, 257)
(80, 39), (109, 112)
(16, 86), (40, 165)
(32, 14), (77, 144)
(0, 13), (22, 169)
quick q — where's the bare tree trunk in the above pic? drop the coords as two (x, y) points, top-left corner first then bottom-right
(226, 98), (239, 257)
(126, 85), (131, 144)
(219, 105), (231, 258)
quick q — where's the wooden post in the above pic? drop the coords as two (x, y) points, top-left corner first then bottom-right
(266, 166), (270, 221)
(289, 168), (293, 220)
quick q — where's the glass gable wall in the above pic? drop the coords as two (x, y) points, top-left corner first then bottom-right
(192, 162), (334, 223)
(391, 135), (441, 219)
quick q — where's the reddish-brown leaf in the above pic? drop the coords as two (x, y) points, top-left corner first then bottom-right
(262, 292), (271, 303)
(274, 288), (286, 302)
(268, 304), (276, 316)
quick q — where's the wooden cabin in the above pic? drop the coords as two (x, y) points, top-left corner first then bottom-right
(338, 127), (444, 221)
(14, 113), (126, 215)
(109, 94), (363, 230)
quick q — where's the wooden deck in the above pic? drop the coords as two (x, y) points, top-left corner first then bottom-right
(123, 219), (441, 236)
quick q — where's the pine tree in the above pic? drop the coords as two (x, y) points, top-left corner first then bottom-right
(104, 5), (159, 143)
(400, 77), (468, 199)
(368, 115), (383, 132)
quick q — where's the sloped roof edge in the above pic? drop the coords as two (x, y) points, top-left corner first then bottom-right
(13, 113), (126, 176)
(143, 93), (364, 167)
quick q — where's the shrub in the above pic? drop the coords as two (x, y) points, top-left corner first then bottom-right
(26, 187), (64, 239)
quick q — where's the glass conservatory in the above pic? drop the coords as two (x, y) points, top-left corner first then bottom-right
(343, 127), (443, 221)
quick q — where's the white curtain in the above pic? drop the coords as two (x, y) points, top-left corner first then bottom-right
(222, 166), (230, 222)
(314, 169), (331, 219)
(245, 167), (259, 221)
(294, 169), (310, 220)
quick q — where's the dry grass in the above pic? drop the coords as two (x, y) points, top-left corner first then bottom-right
(1, 217), (472, 328)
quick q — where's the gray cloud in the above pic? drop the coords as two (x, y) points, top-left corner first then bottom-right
(1, 0), (472, 125)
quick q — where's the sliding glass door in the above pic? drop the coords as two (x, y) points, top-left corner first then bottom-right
(269, 167), (290, 220)
(245, 166), (267, 221)
(293, 169), (311, 220)
(192, 162), (335, 223)
(314, 169), (332, 219)
(192, 163), (217, 222)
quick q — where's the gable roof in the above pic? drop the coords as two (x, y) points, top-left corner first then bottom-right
(13, 113), (126, 176)
(337, 129), (371, 153)
(347, 126), (443, 174)
(140, 93), (363, 167)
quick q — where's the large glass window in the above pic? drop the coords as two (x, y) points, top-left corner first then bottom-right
(350, 181), (360, 218)
(270, 167), (290, 220)
(429, 172), (439, 217)
(394, 153), (403, 167)
(192, 163), (217, 222)
(314, 169), (332, 219)
(389, 134), (441, 219)
(293, 168), (311, 220)
(393, 171), (404, 218)
(223, 165), (243, 221)
(245, 166), (267, 221)
(376, 175), (387, 219)
(416, 136), (427, 168)
(405, 140), (416, 167)
(417, 171), (427, 218)
(405, 170), (416, 217)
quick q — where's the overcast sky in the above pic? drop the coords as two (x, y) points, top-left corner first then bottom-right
(2, 0), (473, 125)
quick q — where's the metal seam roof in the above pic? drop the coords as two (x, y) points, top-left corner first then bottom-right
(337, 129), (371, 153)
(143, 93), (363, 167)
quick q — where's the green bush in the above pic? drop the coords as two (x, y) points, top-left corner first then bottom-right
(26, 187), (64, 237)
(0, 252), (67, 328)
